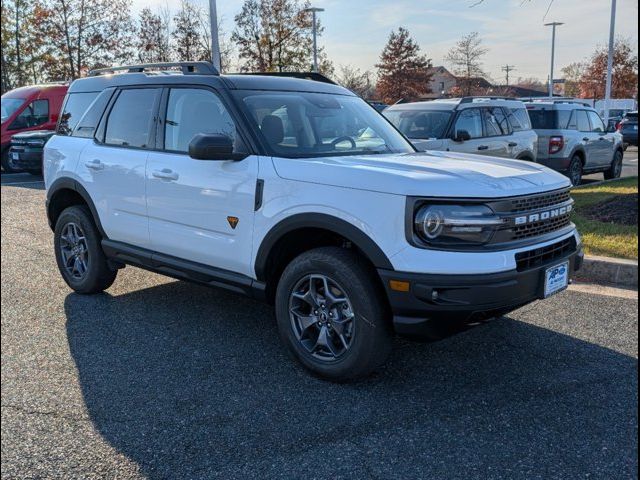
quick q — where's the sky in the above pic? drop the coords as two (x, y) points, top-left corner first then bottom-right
(130, 0), (639, 82)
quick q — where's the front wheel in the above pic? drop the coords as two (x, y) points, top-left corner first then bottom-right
(275, 247), (393, 381)
(1, 149), (21, 173)
(54, 205), (118, 294)
(604, 150), (623, 180)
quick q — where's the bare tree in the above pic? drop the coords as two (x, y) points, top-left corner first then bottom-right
(44, 0), (135, 79)
(446, 32), (489, 96)
(137, 7), (172, 64)
(336, 65), (374, 98)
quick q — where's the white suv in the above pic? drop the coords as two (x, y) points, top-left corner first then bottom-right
(44, 63), (583, 380)
(383, 97), (538, 161)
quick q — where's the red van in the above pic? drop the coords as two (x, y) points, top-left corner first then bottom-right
(1, 84), (68, 172)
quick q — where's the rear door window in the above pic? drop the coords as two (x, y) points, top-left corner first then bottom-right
(483, 107), (511, 136)
(454, 108), (483, 139)
(587, 111), (606, 133)
(104, 88), (160, 148)
(575, 110), (591, 132)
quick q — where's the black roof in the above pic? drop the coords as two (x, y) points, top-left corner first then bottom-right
(68, 72), (353, 96)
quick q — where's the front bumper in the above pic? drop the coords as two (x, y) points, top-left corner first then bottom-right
(8, 147), (43, 170)
(379, 244), (583, 336)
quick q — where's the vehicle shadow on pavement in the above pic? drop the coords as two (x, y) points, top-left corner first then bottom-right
(64, 281), (638, 479)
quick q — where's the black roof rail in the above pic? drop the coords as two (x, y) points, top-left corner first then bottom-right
(232, 71), (337, 85)
(88, 62), (219, 77)
(458, 96), (516, 103)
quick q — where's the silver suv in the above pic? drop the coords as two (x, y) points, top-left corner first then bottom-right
(383, 97), (538, 161)
(525, 101), (624, 185)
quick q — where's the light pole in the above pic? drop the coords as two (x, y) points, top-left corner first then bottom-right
(545, 22), (564, 98)
(603, 0), (617, 124)
(209, 0), (221, 72)
(304, 7), (325, 72)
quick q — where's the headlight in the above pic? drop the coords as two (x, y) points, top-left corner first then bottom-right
(26, 139), (46, 147)
(414, 204), (504, 246)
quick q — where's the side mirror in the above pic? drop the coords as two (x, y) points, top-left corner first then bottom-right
(454, 130), (471, 142)
(9, 116), (28, 130)
(188, 133), (247, 161)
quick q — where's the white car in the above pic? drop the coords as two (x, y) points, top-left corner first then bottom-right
(44, 62), (584, 381)
(383, 97), (538, 162)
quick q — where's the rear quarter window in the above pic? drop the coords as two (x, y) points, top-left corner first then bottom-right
(57, 92), (100, 136)
(506, 107), (532, 131)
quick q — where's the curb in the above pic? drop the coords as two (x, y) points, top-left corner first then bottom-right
(575, 255), (638, 288)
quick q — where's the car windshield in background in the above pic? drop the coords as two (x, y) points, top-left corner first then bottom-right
(625, 112), (638, 121)
(235, 90), (415, 158)
(383, 109), (452, 139)
(1, 97), (26, 123)
(528, 109), (571, 130)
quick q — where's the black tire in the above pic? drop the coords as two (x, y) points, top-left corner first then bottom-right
(54, 205), (117, 294)
(604, 150), (623, 180)
(567, 155), (583, 186)
(275, 247), (393, 381)
(1, 149), (21, 173)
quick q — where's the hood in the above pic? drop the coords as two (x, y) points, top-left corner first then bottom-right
(272, 151), (571, 198)
(11, 129), (56, 140)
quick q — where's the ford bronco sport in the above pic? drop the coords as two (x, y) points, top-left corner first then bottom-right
(45, 62), (584, 380)
(383, 97), (538, 162)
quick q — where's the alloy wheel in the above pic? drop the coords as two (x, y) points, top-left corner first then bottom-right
(59, 222), (89, 280)
(289, 274), (355, 361)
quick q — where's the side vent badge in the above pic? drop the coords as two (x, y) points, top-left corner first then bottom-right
(227, 216), (239, 229)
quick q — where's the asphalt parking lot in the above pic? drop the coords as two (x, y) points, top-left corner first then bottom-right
(1, 175), (638, 479)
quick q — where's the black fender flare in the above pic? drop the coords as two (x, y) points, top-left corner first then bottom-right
(254, 213), (394, 280)
(46, 178), (106, 237)
(568, 146), (587, 164)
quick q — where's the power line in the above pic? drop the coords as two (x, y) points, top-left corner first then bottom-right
(502, 65), (516, 86)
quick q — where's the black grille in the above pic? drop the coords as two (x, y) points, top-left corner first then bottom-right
(515, 236), (576, 271)
(513, 214), (572, 240)
(509, 189), (571, 213)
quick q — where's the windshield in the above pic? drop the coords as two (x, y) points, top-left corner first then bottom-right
(234, 90), (414, 158)
(383, 109), (452, 139)
(1, 97), (26, 123)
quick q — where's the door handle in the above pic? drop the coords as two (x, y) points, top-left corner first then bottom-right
(85, 159), (104, 170)
(152, 168), (179, 181)
(508, 142), (518, 147)
(477, 145), (489, 151)
(582, 137), (590, 142)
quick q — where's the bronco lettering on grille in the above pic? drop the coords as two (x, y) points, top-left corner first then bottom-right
(514, 204), (572, 226)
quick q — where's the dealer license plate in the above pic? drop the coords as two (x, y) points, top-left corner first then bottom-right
(544, 262), (569, 298)
(11, 152), (19, 160)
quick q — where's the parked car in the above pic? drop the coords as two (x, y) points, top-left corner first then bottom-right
(368, 101), (388, 112)
(45, 62), (583, 381)
(8, 130), (55, 175)
(617, 111), (638, 147)
(1, 83), (68, 172)
(383, 97), (538, 162)
(525, 100), (625, 186)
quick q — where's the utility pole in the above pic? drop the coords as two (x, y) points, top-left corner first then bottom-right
(502, 65), (516, 86)
(304, 7), (325, 72)
(545, 22), (564, 98)
(603, 0), (617, 124)
(208, 0), (221, 72)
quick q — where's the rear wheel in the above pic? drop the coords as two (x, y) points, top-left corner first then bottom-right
(54, 205), (117, 294)
(275, 247), (393, 381)
(604, 150), (623, 180)
(567, 155), (583, 186)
